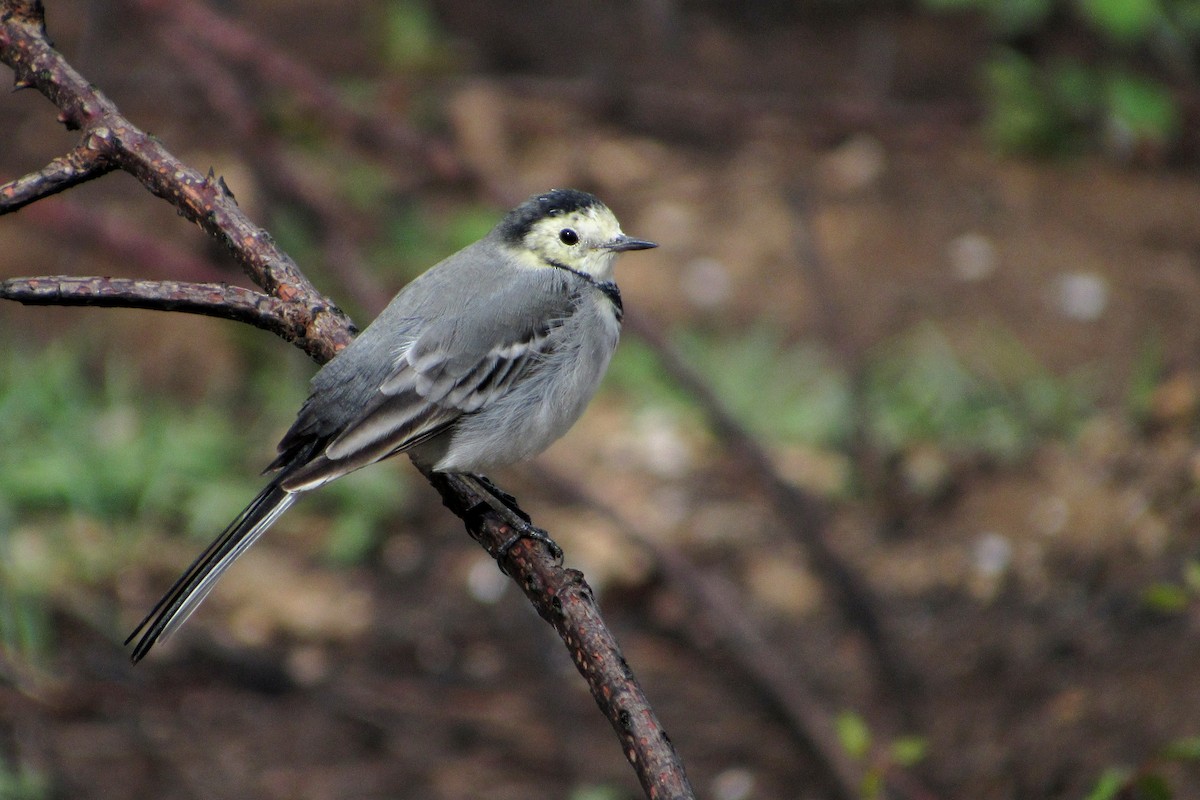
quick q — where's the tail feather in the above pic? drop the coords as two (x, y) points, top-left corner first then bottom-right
(126, 482), (298, 662)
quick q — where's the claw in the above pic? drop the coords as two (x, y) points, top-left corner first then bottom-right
(496, 524), (563, 562)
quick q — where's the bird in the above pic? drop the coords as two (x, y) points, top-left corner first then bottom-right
(126, 188), (657, 662)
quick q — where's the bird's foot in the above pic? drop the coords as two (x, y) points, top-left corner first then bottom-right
(495, 523), (563, 563)
(461, 473), (562, 568)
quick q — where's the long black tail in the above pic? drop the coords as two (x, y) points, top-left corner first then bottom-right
(126, 480), (298, 662)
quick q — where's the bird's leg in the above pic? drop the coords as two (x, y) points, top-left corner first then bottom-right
(458, 473), (563, 564)
(472, 474), (531, 523)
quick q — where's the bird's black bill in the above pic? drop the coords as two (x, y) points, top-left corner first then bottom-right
(605, 235), (658, 252)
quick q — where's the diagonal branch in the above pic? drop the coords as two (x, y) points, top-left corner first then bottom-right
(426, 470), (694, 797)
(0, 2), (694, 797)
(131, 0), (462, 182)
(528, 464), (867, 800)
(626, 312), (915, 703)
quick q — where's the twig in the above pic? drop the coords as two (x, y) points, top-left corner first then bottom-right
(0, 2), (694, 796)
(0, 0), (353, 362)
(0, 276), (296, 333)
(0, 133), (116, 212)
(154, 24), (386, 314)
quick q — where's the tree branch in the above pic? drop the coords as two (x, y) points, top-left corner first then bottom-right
(425, 470), (694, 798)
(1, 0), (353, 362)
(0, 134), (117, 212)
(0, 2), (694, 797)
(0, 276), (302, 332)
(528, 464), (868, 800)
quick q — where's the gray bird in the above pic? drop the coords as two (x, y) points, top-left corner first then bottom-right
(127, 188), (656, 662)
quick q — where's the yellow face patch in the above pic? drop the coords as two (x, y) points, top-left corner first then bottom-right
(514, 205), (627, 282)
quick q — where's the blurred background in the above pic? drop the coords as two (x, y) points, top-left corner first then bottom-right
(3, 0), (1200, 798)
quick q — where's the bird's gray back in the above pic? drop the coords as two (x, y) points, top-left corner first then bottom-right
(277, 238), (583, 459)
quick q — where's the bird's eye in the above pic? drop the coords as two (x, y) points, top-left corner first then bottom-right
(559, 228), (579, 246)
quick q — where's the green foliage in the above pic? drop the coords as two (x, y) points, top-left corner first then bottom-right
(0, 756), (50, 800)
(372, 202), (501, 284)
(1141, 560), (1200, 613)
(984, 50), (1071, 154)
(836, 711), (873, 760)
(318, 463), (409, 565)
(604, 336), (699, 416)
(921, 0), (1191, 158)
(0, 335), (404, 660)
(889, 736), (929, 767)
(1087, 734), (1200, 798)
(0, 576), (53, 668)
(1077, 0), (1164, 43)
(379, 0), (444, 70)
(1085, 767), (1133, 800)
(611, 322), (1095, 472)
(0, 343), (249, 524)
(567, 786), (632, 800)
(1103, 68), (1181, 151)
(676, 326), (854, 447)
(0, 341), (255, 658)
(921, 0), (1184, 41)
(1126, 332), (1166, 425)
(835, 710), (928, 800)
(921, 0), (1055, 32)
(1143, 582), (1191, 613)
(608, 326), (853, 448)
(0, 339), (404, 548)
(1161, 736), (1200, 761)
(340, 158), (398, 212)
(863, 324), (1094, 461)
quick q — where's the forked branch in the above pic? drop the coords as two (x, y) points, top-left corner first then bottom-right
(0, 2), (693, 797)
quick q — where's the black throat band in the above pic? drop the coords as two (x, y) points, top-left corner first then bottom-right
(546, 258), (623, 320)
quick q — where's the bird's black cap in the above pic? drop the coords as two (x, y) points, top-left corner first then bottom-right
(497, 188), (603, 244)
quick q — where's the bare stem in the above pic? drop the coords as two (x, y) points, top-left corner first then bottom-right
(0, 276), (299, 334)
(0, 135), (117, 212)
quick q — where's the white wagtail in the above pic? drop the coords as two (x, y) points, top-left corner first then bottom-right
(127, 188), (657, 661)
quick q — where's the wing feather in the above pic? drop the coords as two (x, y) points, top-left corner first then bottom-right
(286, 313), (564, 489)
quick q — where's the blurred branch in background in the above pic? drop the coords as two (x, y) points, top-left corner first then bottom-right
(0, 2), (694, 798)
(627, 312), (916, 710)
(129, 0), (464, 188)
